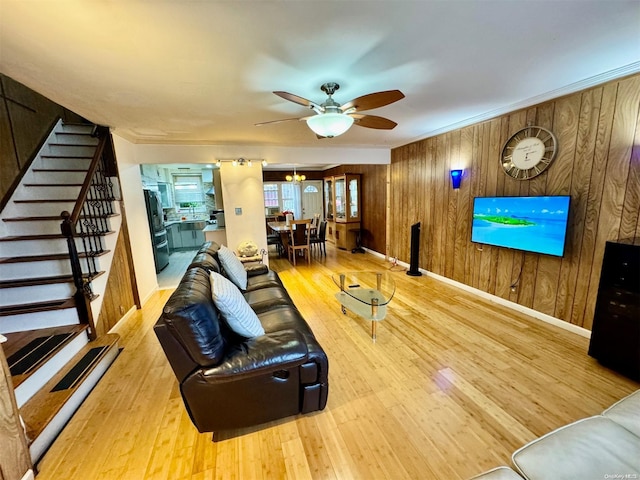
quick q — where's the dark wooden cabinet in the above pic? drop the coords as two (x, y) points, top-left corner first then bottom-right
(588, 238), (640, 381)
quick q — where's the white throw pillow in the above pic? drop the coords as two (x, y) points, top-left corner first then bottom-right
(218, 244), (248, 290)
(210, 272), (265, 338)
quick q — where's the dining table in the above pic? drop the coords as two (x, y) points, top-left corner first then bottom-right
(268, 220), (316, 260)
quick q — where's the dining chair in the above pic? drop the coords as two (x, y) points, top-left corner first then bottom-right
(288, 219), (311, 265)
(266, 219), (283, 256)
(311, 213), (320, 230)
(310, 220), (327, 256)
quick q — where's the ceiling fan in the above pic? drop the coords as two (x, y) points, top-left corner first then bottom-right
(256, 82), (404, 138)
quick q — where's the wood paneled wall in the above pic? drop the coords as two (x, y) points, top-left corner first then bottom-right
(0, 74), (84, 208)
(95, 226), (137, 337)
(324, 164), (387, 254)
(389, 74), (640, 330)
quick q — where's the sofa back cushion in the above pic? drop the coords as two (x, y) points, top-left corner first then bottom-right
(162, 267), (226, 367)
(188, 251), (222, 274)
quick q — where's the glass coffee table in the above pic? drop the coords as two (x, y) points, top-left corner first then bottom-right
(332, 272), (395, 341)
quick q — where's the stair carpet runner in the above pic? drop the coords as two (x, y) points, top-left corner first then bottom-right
(0, 120), (120, 464)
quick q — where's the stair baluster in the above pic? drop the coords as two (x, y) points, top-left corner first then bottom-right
(59, 126), (119, 339)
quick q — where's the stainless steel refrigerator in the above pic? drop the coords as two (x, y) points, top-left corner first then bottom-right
(143, 189), (170, 273)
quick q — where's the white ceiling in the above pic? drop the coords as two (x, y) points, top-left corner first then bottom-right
(1, 0), (639, 158)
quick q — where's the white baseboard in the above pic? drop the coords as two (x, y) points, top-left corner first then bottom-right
(365, 248), (591, 339)
(22, 469), (35, 480)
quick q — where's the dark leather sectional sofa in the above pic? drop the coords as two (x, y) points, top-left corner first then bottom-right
(154, 242), (329, 438)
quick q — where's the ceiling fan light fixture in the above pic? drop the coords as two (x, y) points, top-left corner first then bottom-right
(307, 113), (354, 138)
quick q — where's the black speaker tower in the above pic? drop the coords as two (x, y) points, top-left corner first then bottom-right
(406, 222), (423, 276)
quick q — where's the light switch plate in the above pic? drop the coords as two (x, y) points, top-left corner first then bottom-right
(235, 207), (242, 215)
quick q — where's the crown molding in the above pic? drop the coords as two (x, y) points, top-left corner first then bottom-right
(395, 62), (640, 148)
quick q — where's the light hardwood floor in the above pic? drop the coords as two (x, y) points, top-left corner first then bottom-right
(35, 245), (638, 479)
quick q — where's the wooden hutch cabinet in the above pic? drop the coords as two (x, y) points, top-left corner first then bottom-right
(324, 174), (361, 250)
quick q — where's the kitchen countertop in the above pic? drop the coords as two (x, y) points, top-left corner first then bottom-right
(164, 219), (207, 226)
(203, 224), (225, 232)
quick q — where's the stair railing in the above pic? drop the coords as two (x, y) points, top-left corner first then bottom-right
(60, 126), (119, 339)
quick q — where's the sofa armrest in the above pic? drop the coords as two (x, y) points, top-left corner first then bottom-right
(201, 329), (308, 381)
(245, 263), (269, 276)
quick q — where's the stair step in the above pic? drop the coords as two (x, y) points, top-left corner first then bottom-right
(48, 143), (97, 148)
(0, 298), (76, 317)
(0, 272), (104, 289)
(59, 124), (96, 135)
(32, 169), (88, 173)
(20, 333), (120, 463)
(40, 155), (93, 159)
(3, 325), (89, 389)
(0, 232), (114, 241)
(0, 250), (110, 264)
(14, 198), (115, 203)
(23, 183), (84, 187)
(3, 213), (118, 222)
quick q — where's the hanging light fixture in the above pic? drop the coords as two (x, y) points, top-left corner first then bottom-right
(306, 113), (354, 138)
(285, 166), (306, 183)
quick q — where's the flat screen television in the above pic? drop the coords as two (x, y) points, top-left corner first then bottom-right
(471, 195), (571, 257)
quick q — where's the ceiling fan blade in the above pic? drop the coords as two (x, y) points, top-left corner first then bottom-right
(254, 117), (306, 126)
(341, 90), (405, 112)
(351, 114), (397, 130)
(273, 91), (315, 108)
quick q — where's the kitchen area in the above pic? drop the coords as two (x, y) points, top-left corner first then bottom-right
(140, 164), (227, 288)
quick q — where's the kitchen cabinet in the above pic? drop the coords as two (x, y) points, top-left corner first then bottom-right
(158, 182), (173, 209)
(167, 223), (181, 251)
(179, 222), (206, 248)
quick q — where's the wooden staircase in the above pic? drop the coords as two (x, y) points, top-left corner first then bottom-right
(0, 120), (121, 464)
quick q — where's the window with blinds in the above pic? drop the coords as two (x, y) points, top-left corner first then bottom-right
(173, 175), (204, 207)
(263, 183), (279, 208)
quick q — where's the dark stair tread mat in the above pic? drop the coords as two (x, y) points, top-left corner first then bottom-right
(51, 346), (109, 392)
(8, 333), (76, 376)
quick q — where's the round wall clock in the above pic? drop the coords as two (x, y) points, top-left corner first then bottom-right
(501, 126), (558, 180)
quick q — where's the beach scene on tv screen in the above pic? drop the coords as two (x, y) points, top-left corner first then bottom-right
(471, 196), (570, 256)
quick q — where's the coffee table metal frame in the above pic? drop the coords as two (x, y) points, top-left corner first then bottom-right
(333, 272), (395, 341)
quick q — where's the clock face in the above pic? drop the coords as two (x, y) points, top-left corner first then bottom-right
(501, 126), (557, 180)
